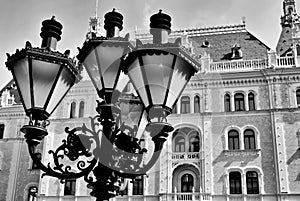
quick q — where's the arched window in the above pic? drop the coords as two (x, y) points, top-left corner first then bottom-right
(133, 176), (144, 195)
(296, 89), (300, 107)
(228, 130), (239, 150)
(28, 186), (38, 201)
(189, 135), (200, 152)
(248, 92), (255, 111)
(246, 171), (259, 194)
(244, 129), (256, 149)
(194, 95), (200, 113)
(181, 96), (190, 114)
(234, 93), (245, 111)
(78, 101), (85, 118)
(174, 136), (185, 152)
(70, 102), (76, 118)
(229, 172), (242, 194)
(64, 179), (76, 195)
(181, 174), (194, 192)
(224, 94), (231, 112)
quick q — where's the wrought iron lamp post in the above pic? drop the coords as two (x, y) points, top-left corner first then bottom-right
(5, 9), (199, 201)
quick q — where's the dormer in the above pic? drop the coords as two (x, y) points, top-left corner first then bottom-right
(231, 44), (243, 60)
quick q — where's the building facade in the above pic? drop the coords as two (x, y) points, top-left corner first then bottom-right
(1, 0), (300, 200)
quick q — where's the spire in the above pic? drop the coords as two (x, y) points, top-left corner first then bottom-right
(281, 0), (299, 27)
(86, 0), (101, 39)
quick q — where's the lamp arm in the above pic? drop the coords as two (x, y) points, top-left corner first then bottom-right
(27, 142), (97, 181)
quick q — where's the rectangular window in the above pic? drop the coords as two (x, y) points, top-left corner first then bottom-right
(133, 176), (143, 195)
(229, 172), (242, 194)
(0, 124), (4, 139)
(246, 171), (259, 194)
(64, 179), (76, 195)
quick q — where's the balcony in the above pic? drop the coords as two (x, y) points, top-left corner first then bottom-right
(159, 193), (211, 201)
(208, 56), (296, 73)
(209, 59), (267, 72)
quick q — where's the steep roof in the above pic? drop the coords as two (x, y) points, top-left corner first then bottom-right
(135, 24), (270, 62)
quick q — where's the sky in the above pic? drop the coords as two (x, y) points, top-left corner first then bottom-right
(0, 0), (286, 89)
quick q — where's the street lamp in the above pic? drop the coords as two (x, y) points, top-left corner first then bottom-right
(5, 9), (198, 200)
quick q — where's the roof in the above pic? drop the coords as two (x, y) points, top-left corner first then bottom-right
(135, 24), (270, 62)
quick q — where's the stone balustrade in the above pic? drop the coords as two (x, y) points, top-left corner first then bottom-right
(208, 56), (296, 72)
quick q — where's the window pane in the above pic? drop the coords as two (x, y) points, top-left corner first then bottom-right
(189, 135), (200, 152)
(28, 186), (38, 201)
(248, 93), (255, 111)
(244, 129), (256, 149)
(246, 171), (259, 194)
(234, 93), (245, 111)
(194, 96), (200, 113)
(228, 130), (239, 150)
(224, 94), (231, 112)
(297, 89), (300, 106)
(181, 174), (194, 192)
(181, 96), (190, 114)
(79, 101), (84, 118)
(229, 172), (242, 194)
(64, 179), (76, 195)
(174, 136), (185, 152)
(70, 102), (76, 118)
(133, 176), (143, 195)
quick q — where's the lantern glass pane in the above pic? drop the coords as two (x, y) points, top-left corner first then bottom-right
(46, 66), (76, 115)
(166, 57), (194, 108)
(83, 50), (102, 91)
(126, 59), (149, 107)
(142, 54), (173, 105)
(12, 57), (31, 110)
(96, 45), (124, 89)
(120, 100), (143, 130)
(32, 60), (61, 108)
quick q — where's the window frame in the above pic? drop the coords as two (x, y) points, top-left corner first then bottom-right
(224, 93), (231, 112)
(229, 172), (242, 194)
(296, 88), (300, 107)
(78, 101), (85, 118)
(248, 92), (255, 111)
(194, 95), (200, 113)
(246, 171), (259, 194)
(228, 130), (240, 150)
(244, 129), (256, 150)
(180, 96), (190, 114)
(181, 173), (194, 192)
(174, 135), (186, 152)
(70, 101), (76, 118)
(132, 176), (144, 195)
(234, 93), (245, 111)
(64, 179), (76, 196)
(188, 134), (200, 152)
(28, 186), (38, 201)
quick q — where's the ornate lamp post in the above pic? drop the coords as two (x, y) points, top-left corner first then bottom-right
(5, 9), (199, 201)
